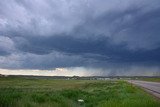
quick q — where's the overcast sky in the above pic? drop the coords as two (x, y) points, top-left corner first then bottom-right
(0, 0), (160, 76)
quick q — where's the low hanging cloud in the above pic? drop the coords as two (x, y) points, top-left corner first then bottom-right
(0, 0), (160, 76)
(0, 36), (16, 56)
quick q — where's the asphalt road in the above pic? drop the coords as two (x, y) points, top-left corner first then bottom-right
(128, 80), (160, 99)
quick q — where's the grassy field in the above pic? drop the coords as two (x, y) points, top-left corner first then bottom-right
(0, 77), (159, 107)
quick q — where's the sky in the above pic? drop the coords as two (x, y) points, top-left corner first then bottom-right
(0, 0), (160, 76)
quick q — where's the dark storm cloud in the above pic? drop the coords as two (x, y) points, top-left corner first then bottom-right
(0, 50), (10, 56)
(15, 34), (160, 63)
(0, 0), (160, 75)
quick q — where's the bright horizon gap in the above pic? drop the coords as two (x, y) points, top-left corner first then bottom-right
(0, 68), (98, 76)
(0, 66), (159, 76)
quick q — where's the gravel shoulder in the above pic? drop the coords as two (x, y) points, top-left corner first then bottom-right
(128, 80), (160, 99)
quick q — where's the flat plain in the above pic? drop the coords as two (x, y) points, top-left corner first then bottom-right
(0, 77), (160, 107)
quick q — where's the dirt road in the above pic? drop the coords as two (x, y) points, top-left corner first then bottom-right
(128, 80), (160, 99)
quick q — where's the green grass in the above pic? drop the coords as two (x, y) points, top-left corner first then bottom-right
(0, 77), (159, 107)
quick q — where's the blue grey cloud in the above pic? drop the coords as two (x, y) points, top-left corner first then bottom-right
(0, 0), (160, 75)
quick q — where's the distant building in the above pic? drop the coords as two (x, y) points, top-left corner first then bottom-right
(97, 77), (110, 80)
(4, 75), (8, 77)
(0, 74), (6, 77)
